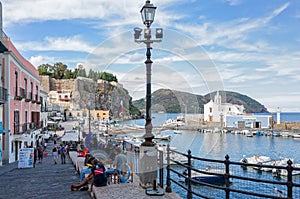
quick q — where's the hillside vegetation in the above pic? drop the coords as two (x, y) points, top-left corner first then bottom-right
(133, 89), (268, 113)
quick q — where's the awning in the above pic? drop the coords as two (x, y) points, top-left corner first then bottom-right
(61, 132), (78, 142)
(13, 134), (32, 142)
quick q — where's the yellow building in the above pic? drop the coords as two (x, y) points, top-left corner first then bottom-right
(66, 109), (109, 121)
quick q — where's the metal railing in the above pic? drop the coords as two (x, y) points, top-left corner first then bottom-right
(14, 121), (44, 134)
(165, 145), (300, 199)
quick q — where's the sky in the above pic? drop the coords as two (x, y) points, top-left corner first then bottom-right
(1, 0), (300, 112)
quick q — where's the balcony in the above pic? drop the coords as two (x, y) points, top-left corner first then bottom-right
(25, 92), (31, 102)
(21, 123), (30, 133)
(36, 96), (42, 104)
(14, 87), (25, 100)
(14, 122), (20, 134)
(30, 121), (43, 129)
(0, 87), (7, 104)
(32, 94), (38, 103)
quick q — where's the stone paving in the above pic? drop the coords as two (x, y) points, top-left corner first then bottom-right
(0, 139), (90, 199)
(0, 121), (183, 199)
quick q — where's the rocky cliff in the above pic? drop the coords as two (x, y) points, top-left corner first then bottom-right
(40, 76), (138, 119)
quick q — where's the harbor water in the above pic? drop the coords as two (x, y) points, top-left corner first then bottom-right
(121, 113), (300, 198)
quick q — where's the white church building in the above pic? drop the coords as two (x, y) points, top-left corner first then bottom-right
(204, 91), (245, 122)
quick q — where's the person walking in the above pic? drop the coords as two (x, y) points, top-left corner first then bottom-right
(60, 144), (66, 164)
(52, 146), (58, 164)
(33, 146), (38, 168)
(38, 146), (44, 164)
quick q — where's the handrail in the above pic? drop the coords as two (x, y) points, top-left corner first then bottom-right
(165, 144), (300, 199)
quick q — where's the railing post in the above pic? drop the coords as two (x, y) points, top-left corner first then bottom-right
(165, 144), (172, 193)
(187, 149), (192, 199)
(158, 149), (164, 188)
(287, 159), (293, 199)
(225, 154), (230, 199)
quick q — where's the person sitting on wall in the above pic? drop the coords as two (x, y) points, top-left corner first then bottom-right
(106, 147), (129, 183)
(71, 158), (107, 192)
(79, 154), (94, 181)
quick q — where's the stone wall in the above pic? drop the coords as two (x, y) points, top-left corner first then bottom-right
(274, 122), (300, 130)
(40, 75), (76, 92)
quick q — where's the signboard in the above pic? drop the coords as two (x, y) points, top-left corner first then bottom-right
(18, 148), (34, 169)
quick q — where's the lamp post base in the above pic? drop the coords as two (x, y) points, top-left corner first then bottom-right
(146, 187), (164, 196)
(139, 146), (157, 188)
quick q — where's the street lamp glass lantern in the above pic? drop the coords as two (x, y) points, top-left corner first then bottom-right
(140, 0), (156, 27)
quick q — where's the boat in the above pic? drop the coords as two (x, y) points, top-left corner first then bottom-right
(157, 146), (188, 165)
(154, 133), (171, 141)
(240, 155), (271, 165)
(272, 131), (281, 137)
(173, 130), (182, 134)
(292, 134), (300, 138)
(162, 116), (185, 127)
(258, 158), (291, 172)
(242, 130), (253, 137)
(271, 160), (300, 176)
(182, 166), (228, 183)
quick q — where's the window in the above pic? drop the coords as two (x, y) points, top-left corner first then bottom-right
(11, 141), (14, 153)
(24, 78), (27, 94)
(36, 85), (39, 101)
(209, 107), (212, 113)
(229, 108), (231, 111)
(15, 72), (18, 96)
(14, 110), (20, 134)
(25, 110), (28, 125)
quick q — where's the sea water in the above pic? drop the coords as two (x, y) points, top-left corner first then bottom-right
(121, 113), (300, 198)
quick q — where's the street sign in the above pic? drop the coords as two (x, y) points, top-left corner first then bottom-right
(0, 121), (10, 134)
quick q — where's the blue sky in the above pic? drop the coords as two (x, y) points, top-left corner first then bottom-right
(2, 0), (300, 112)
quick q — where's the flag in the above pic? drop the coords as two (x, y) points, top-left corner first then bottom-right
(119, 100), (124, 117)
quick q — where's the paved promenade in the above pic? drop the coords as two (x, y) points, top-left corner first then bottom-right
(0, 121), (182, 199)
(0, 139), (90, 199)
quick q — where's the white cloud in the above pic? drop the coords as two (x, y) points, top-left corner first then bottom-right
(15, 35), (95, 53)
(29, 55), (55, 67)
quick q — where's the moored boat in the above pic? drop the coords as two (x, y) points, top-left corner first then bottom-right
(157, 146), (188, 165)
(292, 134), (300, 138)
(240, 155), (271, 165)
(182, 166), (228, 183)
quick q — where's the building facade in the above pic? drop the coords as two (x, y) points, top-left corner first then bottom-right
(1, 35), (41, 163)
(225, 115), (272, 129)
(204, 91), (245, 122)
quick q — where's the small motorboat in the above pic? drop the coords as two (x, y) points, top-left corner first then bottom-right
(157, 146), (188, 165)
(240, 155), (271, 164)
(173, 130), (182, 134)
(292, 134), (300, 138)
(154, 133), (171, 141)
(182, 166), (228, 183)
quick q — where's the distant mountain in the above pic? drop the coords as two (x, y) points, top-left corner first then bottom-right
(132, 89), (268, 113)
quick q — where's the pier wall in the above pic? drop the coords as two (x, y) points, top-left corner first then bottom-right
(274, 122), (300, 130)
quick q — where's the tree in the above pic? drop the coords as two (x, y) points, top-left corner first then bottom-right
(78, 68), (87, 77)
(53, 62), (67, 79)
(38, 64), (52, 76)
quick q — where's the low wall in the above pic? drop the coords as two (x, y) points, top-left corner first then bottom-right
(274, 122), (300, 130)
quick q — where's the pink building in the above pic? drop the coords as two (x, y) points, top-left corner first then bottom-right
(0, 10), (41, 163)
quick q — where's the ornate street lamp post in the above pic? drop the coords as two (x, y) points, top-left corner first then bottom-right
(134, 0), (163, 195)
(134, 0), (162, 147)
